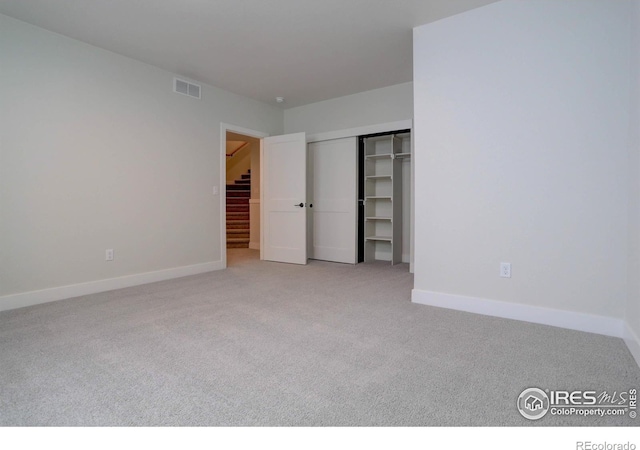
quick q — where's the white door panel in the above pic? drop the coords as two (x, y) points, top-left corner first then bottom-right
(263, 132), (307, 265)
(308, 138), (357, 264)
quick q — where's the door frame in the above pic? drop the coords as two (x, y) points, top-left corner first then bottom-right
(220, 123), (269, 268)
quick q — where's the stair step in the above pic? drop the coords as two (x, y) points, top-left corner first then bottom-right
(227, 206), (249, 212)
(227, 198), (249, 204)
(227, 242), (249, 249)
(227, 224), (249, 230)
(227, 184), (250, 191)
(226, 191), (250, 198)
(227, 228), (249, 234)
(234, 179), (251, 185)
(227, 236), (250, 241)
(227, 220), (250, 225)
(227, 235), (249, 241)
(241, 174), (251, 180)
(227, 212), (249, 218)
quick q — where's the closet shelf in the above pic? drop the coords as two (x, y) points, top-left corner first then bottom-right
(363, 131), (410, 265)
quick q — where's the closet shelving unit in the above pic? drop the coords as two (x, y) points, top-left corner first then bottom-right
(363, 133), (409, 264)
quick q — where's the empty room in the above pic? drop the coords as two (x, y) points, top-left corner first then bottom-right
(1, 0), (640, 437)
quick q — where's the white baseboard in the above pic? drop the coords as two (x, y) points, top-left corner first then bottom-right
(249, 242), (260, 250)
(411, 289), (624, 338)
(623, 323), (640, 368)
(0, 261), (225, 312)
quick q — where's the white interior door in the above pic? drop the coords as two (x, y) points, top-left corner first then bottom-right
(262, 132), (307, 264)
(308, 137), (357, 264)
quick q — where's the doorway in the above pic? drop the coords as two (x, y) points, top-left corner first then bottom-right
(226, 131), (257, 249)
(220, 124), (268, 268)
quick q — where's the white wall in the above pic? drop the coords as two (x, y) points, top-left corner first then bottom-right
(0, 15), (283, 307)
(412, 1), (633, 335)
(626, 0), (640, 360)
(284, 82), (413, 135)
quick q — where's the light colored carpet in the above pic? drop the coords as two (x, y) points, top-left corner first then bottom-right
(1, 249), (638, 426)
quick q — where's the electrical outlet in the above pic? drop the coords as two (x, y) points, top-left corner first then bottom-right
(106, 249), (114, 261)
(500, 262), (511, 278)
(212, 186), (218, 195)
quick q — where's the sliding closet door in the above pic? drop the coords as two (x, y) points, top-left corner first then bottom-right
(308, 137), (357, 264)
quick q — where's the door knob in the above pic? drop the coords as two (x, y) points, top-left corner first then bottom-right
(295, 203), (304, 207)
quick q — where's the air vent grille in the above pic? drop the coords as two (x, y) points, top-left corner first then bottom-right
(173, 78), (201, 99)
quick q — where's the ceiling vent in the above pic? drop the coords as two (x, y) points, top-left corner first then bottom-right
(173, 78), (201, 99)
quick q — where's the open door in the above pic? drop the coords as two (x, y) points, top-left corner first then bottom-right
(262, 132), (307, 264)
(308, 137), (357, 264)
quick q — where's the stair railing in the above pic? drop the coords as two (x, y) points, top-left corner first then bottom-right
(226, 142), (250, 158)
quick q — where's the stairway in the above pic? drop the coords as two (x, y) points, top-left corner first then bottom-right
(227, 170), (251, 248)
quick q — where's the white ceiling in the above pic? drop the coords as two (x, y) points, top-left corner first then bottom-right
(0, 0), (497, 108)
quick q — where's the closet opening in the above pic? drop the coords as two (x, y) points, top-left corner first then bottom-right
(357, 129), (411, 265)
